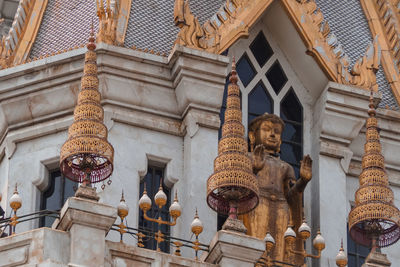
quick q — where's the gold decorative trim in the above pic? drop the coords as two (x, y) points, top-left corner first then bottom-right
(97, 0), (118, 45)
(97, 0), (133, 46)
(361, 0), (400, 104)
(174, 0), (381, 91)
(0, 0), (48, 68)
(337, 36), (380, 92)
(116, 0), (133, 45)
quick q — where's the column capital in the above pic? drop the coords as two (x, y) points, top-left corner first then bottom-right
(56, 196), (117, 232)
(314, 82), (381, 172)
(205, 230), (265, 267)
(362, 251), (391, 267)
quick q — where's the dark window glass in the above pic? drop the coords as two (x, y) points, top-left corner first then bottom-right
(139, 166), (170, 253)
(280, 89), (303, 178)
(280, 143), (302, 166)
(236, 54), (256, 87)
(266, 61), (287, 94)
(348, 228), (369, 267)
(282, 123), (302, 143)
(250, 32), (273, 67)
(248, 81), (273, 124)
(40, 170), (77, 227)
(280, 89), (302, 122)
(219, 76), (230, 140)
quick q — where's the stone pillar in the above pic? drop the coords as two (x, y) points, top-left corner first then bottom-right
(170, 45), (229, 254)
(362, 251), (391, 267)
(312, 83), (374, 266)
(205, 230), (265, 267)
(55, 187), (117, 267)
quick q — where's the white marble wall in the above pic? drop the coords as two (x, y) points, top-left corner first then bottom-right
(0, 44), (228, 258)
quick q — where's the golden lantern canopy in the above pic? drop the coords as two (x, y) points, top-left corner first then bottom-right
(206, 58), (259, 216)
(348, 92), (400, 247)
(60, 28), (114, 184)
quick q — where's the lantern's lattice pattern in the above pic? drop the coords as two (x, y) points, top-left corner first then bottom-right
(348, 94), (400, 247)
(206, 60), (259, 215)
(60, 33), (114, 183)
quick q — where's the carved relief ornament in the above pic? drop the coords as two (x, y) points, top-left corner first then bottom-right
(361, 0), (400, 103)
(0, 0), (48, 69)
(173, 0), (381, 92)
(96, 0), (133, 46)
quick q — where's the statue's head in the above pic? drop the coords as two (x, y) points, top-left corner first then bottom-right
(248, 113), (285, 153)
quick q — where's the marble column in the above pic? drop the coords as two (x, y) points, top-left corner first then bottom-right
(55, 188), (117, 267)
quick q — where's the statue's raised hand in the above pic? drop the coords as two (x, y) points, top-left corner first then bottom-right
(300, 155), (312, 182)
(253, 144), (265, 171)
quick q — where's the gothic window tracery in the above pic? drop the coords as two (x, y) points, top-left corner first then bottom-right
(217, 29), (304, 229)
(221, 30), (304, 169)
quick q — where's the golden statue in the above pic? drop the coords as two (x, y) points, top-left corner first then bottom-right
(243, 113), (312, 265)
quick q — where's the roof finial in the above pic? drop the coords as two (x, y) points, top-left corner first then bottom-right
(87, 19), (96, 51)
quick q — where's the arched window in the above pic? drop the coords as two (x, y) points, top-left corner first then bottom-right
(218, 29), (304, 229)
(222, 30), (303, 171)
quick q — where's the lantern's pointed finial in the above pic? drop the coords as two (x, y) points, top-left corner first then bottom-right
(87, 19), (96, 51)
(121, 190), (125, 202)
(368, 88), (376, 117)
(230, 56), (238, 85)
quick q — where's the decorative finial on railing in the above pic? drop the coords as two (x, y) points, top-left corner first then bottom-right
(9, 184), (22, 235)
(335, 239), (348, 267)
(139, 182), (181, 251)
(117, 190), (129, 242)
(191, 208), (203, 260)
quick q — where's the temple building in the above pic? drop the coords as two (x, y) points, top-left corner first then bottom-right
(0, 0), (400, 266)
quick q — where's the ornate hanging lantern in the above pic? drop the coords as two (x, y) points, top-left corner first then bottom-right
(348, 92), (400, 248)
(60, 27), (114, 185)
(206, 58), (259, 232)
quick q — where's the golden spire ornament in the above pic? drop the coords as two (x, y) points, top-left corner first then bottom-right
(348, 91), (400, 248)
(206, 57), (259, 233)
(60, 24), (114, 186)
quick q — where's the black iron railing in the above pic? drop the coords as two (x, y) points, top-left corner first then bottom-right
(0, 210), (59, 237)
(109, 224), (209, 258)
